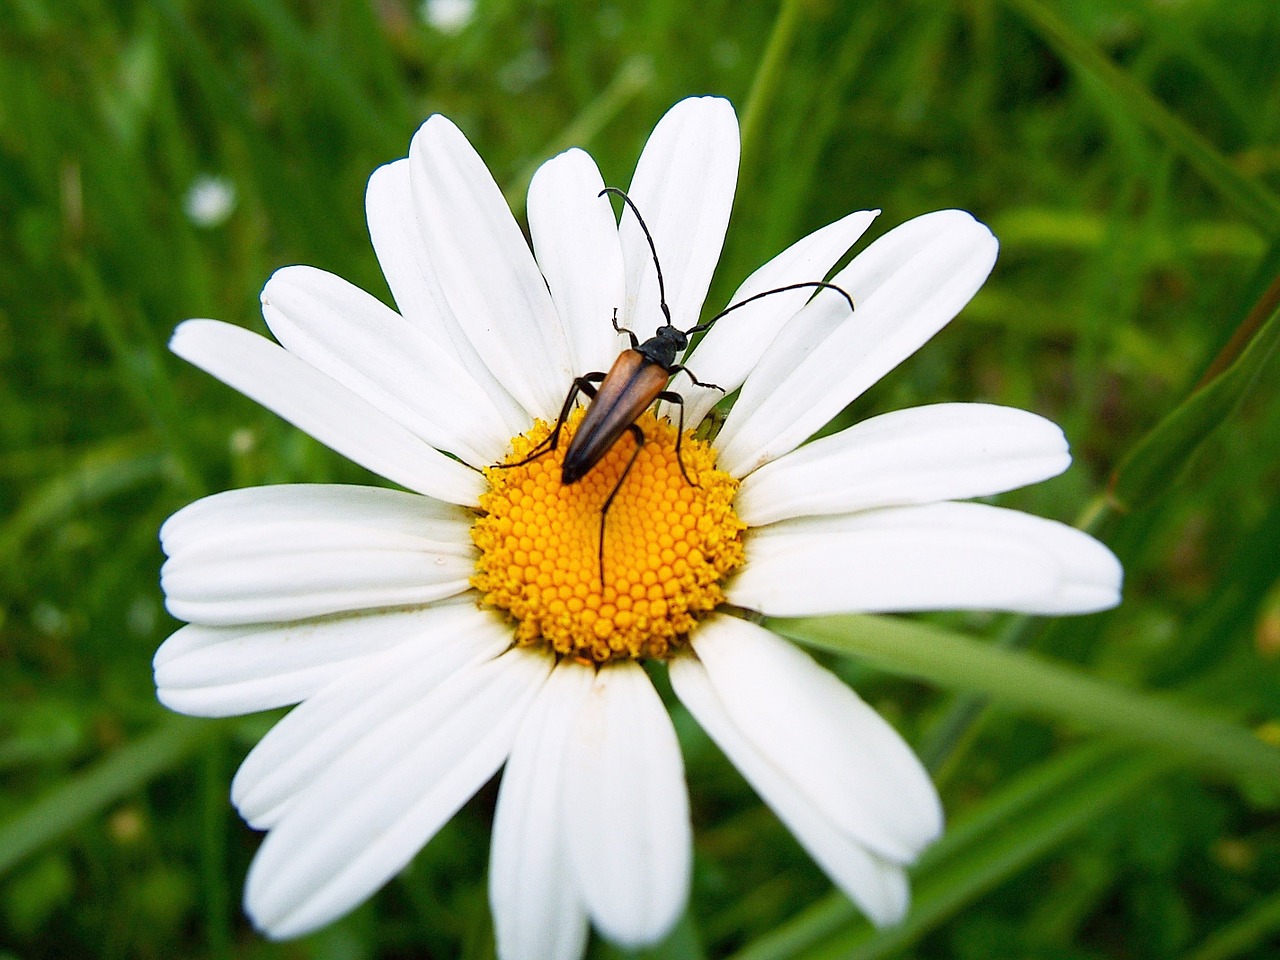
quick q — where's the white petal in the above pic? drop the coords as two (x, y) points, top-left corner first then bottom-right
(490, 660), (595, 960)
(170, 320), (483, 504)
(669, 642), (913, 925)
(154, 602), (476, 717)
(737, 403), (1071, 526)
(621, 97), (739, 337)
(160, 484), (475, 626)
(159, 483), (469, 556)
(409, 115), (573, 421)
(728, 502), (1123, 616)
(528, 148), (628, 378)
(232, 603), (514, 829)
(673, 210), (879, 427)
(365, 159), (456, 345)
(366, 160), (529, 436)
(261, 265), (512, 465)
(716, 210), (1000, 477)
(244, 647), (552, 939)
(686, 616), (939, 863)
(563, 661), (691, 947)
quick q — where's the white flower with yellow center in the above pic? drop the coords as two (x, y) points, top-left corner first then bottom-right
(156, 96), (1122, 956)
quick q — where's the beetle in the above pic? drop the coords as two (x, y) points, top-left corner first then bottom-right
(503, 187), (855, 579)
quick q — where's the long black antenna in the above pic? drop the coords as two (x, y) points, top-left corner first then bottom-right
(599, 187), (673, 328)
(687, 281), (855, 335)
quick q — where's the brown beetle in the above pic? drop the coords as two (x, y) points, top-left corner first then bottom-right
(504, 188), (854, 578)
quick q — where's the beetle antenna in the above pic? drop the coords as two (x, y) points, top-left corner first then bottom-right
(599, 187), (673, 328)
(685, 281), (855, 335)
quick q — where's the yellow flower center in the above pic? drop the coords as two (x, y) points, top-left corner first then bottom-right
(471, 408), (745, 663)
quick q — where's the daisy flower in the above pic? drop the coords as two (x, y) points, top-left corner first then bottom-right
(155, 96), (1122, 955)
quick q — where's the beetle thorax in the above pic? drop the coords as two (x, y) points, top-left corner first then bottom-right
(636, 325), (688, 370)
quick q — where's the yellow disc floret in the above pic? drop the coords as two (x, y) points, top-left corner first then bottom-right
(471, 408), (745, 663)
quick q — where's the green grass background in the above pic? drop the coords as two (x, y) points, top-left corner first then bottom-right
(2, 0), (1279, 957)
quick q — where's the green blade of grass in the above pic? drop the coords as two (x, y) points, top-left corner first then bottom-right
(1003, 0), (1280, 234)
(1109, 291), (1280, 512)
(770, 614), (1280, 783)
(238, 2), (406, 158)
(738, 0), (807, 181)
(732, 743), (1120, 959)
(733, 743), (1164, 959)
(798, 753), (1166, 960)
(0, 716), (220, 876)
(504, 54), (654, 209)
(0, 439), (169, 566)
(1184, 887), (1280, 960)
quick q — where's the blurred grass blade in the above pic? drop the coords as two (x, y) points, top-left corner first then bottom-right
(738, 0), (807, 178)
(1184, 888), (1280, 960)
(1109, 289), (1280, 511)
(771, 614), (1280, 783)
(0, 439), (168, 565)
(79, 262), (208, 497)
(1004, 0), (1280, 234)
(505, 55), (654, 208)
(239, 2), (405, 157)
(1197, 240), (1280, 385)
(734, 744), (1123, 959)
(733, 744), (1164, 960)
(819, 757), (1172, 960)
(0, 716), (218, 876)
(797, 753), (1165, 960)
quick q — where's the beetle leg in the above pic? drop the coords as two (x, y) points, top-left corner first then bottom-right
(495, 372), (604, 469)
(668, 364), (726, 394)
(656, 389), (699, 488)
(597, 422), (646, 584)
(611, 308), (640, 349)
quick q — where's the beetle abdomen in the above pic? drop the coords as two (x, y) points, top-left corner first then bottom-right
(562, 350), (670, 484)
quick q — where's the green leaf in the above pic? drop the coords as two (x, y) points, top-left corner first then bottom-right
(770, 615), (1280, 783)
(802, 753), (1165, 960)
(732, 744), (1165, 960)
(1109, 291), (1280, 511)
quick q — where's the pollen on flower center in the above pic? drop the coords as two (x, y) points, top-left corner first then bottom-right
(471, 408), (746, 663)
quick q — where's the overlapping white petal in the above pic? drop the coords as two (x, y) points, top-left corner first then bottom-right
(261, 265), (512, 465)
(673, 209), (880, 427)
(680, 616), (940, 861)
(244, 647), (552, 939)
(154, 601), (477, 717)
(736, 403), (1071, 526)
(366, 160), (529, 436)
(729, 501), (1122, 616)
(170, 320), (483, 504)
(716, 210), (1000, 477)
(365, 159), (458, 346)
(669, 627), (915, 925)
(160, 484), (475, 626)
(409, 115), (574, 422)
(563, 661), (692, 947)
(231, 602), (515, 829)
(621, 96), (739, 336)
(528, 148), (628, 378)
(490, 660), (595, 960)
